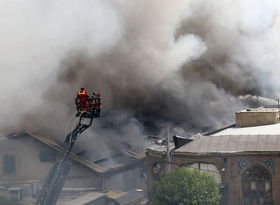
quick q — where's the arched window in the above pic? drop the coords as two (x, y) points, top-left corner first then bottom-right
(242, 164), (273, 205)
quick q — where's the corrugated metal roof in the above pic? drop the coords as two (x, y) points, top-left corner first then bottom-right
(25, 132), (144, 174)
(175, 135), (280, 154)
(28, 132), (106, 173)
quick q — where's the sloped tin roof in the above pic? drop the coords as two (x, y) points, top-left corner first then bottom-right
(175, 135), (280, 154)
(212, 123), (280, 136)
(23, 132), (144, 174)
(27, 132), (106, 173)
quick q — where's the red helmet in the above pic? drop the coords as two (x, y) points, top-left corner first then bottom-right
(81, 86), (85, 90)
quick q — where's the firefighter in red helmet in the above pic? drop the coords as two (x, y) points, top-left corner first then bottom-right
(75, 86), (89, 114)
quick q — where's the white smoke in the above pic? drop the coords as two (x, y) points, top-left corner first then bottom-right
(0, 0), (121, 129)
(1, 0), (280, 140)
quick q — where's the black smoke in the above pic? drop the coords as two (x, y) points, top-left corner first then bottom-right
(2, 0), (280, 143)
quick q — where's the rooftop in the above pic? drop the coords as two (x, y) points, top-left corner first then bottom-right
(146, 144), (172, 153)
(236, 107), (280, 113)
(4, 132), (144, 175)
(212, 123), (280, 136)
(174, 122), (280, 154)
(62, 192), (106, 205)
(113, 189), (144, 205)
(174, 135), (280, 154)
(146, 107), (280, 154)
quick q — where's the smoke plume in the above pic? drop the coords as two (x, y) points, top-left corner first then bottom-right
(1, 0), (280, 144)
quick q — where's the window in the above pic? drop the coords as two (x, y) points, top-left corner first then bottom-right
(3, 155), (16, 175)
(152, 162), (162, 180)
(8, 187), (22, 201)
(242, 164), (273, 205)
(187, 162), (222, 184)
(39, 151), (56, 162)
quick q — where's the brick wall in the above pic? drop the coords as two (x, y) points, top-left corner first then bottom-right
(235, 111), (280, 127)
(146, 150), (280, 205)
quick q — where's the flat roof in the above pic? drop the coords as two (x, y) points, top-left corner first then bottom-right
(175, 135), (280, 154)
(236, 107), (280, 113)
(212, 123), (280, 136)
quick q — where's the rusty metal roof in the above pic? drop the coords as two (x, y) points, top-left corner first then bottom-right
(25, 132), (144, 174)
(27, 132), (106, 173)
(174, 135), (280, 154)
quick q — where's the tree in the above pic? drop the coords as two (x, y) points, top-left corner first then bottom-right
(149, 167), (221, 205)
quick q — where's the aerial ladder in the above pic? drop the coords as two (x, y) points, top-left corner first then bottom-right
(35, 91), (101, 205)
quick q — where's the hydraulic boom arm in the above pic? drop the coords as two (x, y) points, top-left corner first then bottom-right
(36, 91), (101, 205)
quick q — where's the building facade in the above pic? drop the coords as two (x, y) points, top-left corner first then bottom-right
(146, 108), (280, 205)
(146, 136), (280, 205)
(0, 132), (145, 204)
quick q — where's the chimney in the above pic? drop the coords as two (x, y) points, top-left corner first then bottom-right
(235, 107), (280, 127)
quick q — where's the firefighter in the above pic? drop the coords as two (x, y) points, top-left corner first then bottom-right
(91, 91), (101, 117)
(95, 91), (101, 117)
(75, 86), (89, 113)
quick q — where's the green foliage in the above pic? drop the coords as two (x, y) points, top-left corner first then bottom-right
(0, 196), (24, 205)
(149, 167), (221, 205)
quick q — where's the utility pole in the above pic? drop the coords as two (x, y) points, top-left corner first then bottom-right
(166, 126), (171, 174)
(277, 99), (280, 123)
